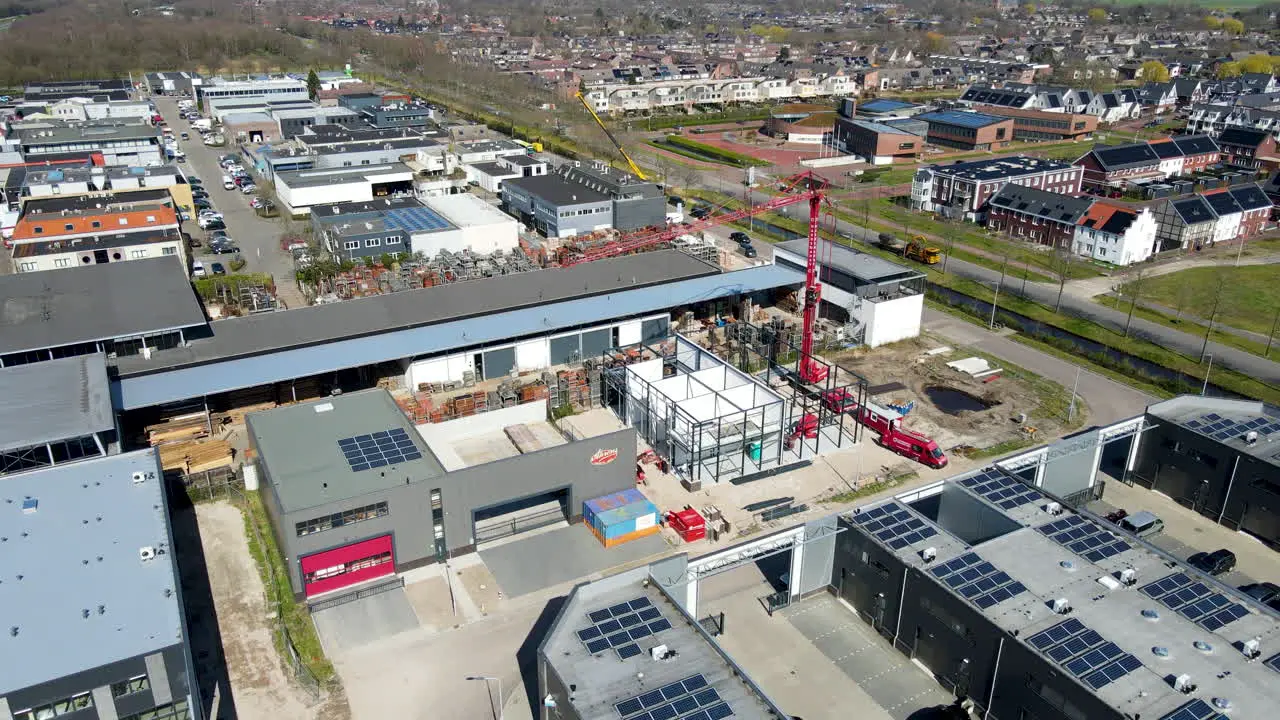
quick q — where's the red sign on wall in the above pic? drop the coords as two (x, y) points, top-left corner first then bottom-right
(590, 448), (619, 466)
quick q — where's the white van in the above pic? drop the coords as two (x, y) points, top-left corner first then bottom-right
(222, 175), (235, 190)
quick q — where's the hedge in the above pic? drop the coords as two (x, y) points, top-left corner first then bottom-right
(664, 135), (771, 167)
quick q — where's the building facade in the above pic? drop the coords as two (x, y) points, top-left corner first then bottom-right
(911, 156), (1083, 220)
(1217, 127), (1278, 171)
(832, 118), (922, 165)
(915, 110), (1014, 151)
(502, 175), (613, 238)
(986, 184), (1092, 248)
(969, 104), (1098, 142)
(1073, 203), (1158, 265)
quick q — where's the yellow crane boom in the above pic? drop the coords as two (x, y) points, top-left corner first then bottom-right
(574, 91), (648, 181)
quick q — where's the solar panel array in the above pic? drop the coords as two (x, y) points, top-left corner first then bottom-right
(929, 552), (1027, 610)
(1265, 652), (1280, 674)
(337, 428), (422, 472)
(1026, 618), (1143, 691)
(959, 469), (1042, 510)
(577, 596), (673, 660)
(852, 501), (938, 551)
(1183, 412), (1280, 442)
(614, 674), (734, 720)
(1036, 515), (1131, 563)
(1139, 573), (1251, 632)
(918, 110), (1006, 128)
(1158, 699), (1228, 720)
(384, 206), (454, 233)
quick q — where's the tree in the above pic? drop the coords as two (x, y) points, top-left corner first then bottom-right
(1117, 267), (1148, 337)
(1140, 60), (1170, 83)
(776, 46), (791, 62)
(1217, 61), (1243, 78)
(1022, 3), (1036, 14)
(1222, 17), (1245, 34)
(1203, 16), (1222, 30)
(1087, 8), (1107, 24)
(920, 31), (949, 54)
(306, 68), (320, 100)
(1239, 54), (1275, 74)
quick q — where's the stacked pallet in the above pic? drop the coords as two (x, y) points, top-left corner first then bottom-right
(228, 385), (274, 408)
(279, 377), (322, 404)
(557, 369), (595, 411)
(392, 390), (433, 424)
(504, 424), (543, 454)
(145, 412), (210, 446)
(158, 439), (234, 474)
(518, 381), (550, 404)
(214, 401), (277, 429)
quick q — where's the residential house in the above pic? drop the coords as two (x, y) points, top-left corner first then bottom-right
(1186, 104), (1280, 138)
(1074, 203), (1158, 265)
(1083, 89), (1141, 123)
(911, 156), (1083, 220)
(1137, 81), (1178, 114)
(1216, 127), (1279, 171)
(1150, 184), (1271, 250)
(1075, 142), (1162, 188)
(986, 184), (1093, 248)
(1153, 195), (1217, 251)
(7, 205), (185, 274)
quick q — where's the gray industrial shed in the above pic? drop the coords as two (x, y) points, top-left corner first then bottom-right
(0, 354), (117, 475)
(248, 389), (637, 599)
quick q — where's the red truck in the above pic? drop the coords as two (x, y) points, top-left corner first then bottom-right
(821, 389), (947, 468)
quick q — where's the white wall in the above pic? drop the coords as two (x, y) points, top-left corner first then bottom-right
(277, 179), (373, 216)
(515, 338), (550, 371)
(417, 400), (549, 470)
(403, 353), (476, 387)
(12, 241), (186, 275)
(1211, 211), (1241, 244)
(864, 293), (924, 347)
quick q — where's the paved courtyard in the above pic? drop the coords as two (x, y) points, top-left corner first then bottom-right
(478, 523), (670, 597)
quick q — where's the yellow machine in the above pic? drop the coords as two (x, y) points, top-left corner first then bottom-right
(905, 236), (941, 265)
(574, 91), (648, 180)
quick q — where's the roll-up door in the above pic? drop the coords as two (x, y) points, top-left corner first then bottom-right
(482, 347), (516, 380)
(300, 535), (395, 597)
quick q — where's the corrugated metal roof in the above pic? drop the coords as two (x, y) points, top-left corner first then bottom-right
(0, 354), (113, 452)
(113, 262), (805, 409)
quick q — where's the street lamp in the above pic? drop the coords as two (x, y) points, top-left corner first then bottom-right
(989, 278), (1002, 330)
(1201, 354), (1213, 396)
(466, 675), (503, 720)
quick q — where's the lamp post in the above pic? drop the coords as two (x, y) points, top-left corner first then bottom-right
(466, 675), (503, 720)
(989, 278), (1002, 330)
(1201, 354), (1213, 397)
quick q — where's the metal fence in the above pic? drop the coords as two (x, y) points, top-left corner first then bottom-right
(179, 467), (241, 503)
(474, 505), (566, 544)
(308, 575), (405, 613)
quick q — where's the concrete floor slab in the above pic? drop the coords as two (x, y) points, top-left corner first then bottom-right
(478, 524), (669, 597)
(312, 587), (420, 655)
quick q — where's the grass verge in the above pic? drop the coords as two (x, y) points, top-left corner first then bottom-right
(241, 491), (335, 683)
(645, 140), (735, 167)
(1095, 294), (1275, 359)
(1130, 264), (1280, 337)
(664, 135), (771, 167)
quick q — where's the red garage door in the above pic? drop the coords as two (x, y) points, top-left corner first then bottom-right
(301, 535), (395, 598)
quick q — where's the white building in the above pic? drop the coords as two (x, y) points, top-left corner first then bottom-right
(463, 153), (548, 193)
(1073, 203), (1158, 266)
(196, 77), (309, 105)
(774, 239), (925, 348)
(579, 70), (854, 114)
(274, 163), (416, 217)
(423, 193), (519, 254)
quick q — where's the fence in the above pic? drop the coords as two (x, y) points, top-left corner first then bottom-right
(179, 467), (241, 503)
(474, 505), (566, 544)
(308, 575), (405, 613)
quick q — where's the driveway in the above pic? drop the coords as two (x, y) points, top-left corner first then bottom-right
(153, 96), (307, 308)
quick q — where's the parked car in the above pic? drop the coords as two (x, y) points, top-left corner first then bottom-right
(729, 231), (751, 246)
(193, 199), (213, 210)
(180, 132), (189, 140)
(690, 205), (712, 219)
(210, 262), (226, 275)
(249, 197), (264, 209)
(741, 245), (757, 258)
(1118, 510), (1163, 538)
(1188, 549), (1236, 576)
(185, 176), (202, 186)
(191, 261), (206, 278)
(202, 220), (226, 232)
(222, 177), (236, 190)
(1240, 582), (1280, 604)
(241, 184), (257, 194)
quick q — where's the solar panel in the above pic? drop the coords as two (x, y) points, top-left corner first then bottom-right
(1139, 573), (1250, 632)
(578, 596), (672, 657)
(706, 704), (734, 720)
(1037, 515), (1131, 563)
(962, 469), (1043, 511)
(1265, 652), (1280, 674)
(615, 676), (732, 720)
(918, 109), (1006, 129)
(1158, 698), (1227, 720)
(337, 428), (418, 471)
(383, 206), (454, 233)
(854, 501), (938, 549)
(1026, 619), (1141, 689)
(929, 550), (1026, 609)
(617, 643), (642, 660)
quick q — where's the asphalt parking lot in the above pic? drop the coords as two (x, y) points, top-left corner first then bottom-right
(151, 95), (305, 307)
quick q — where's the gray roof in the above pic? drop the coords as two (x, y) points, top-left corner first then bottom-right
(277, 162), (412, 189)
(0, 354), (113, 452)
(928, 155), (1073, 182)
(1147, 395), (1280, 467)
(504, 173), (611, 206)
(990, 184), (1093, 224)
(247, 389), (446, 513)
(775, 238), (923, 284)
(540, 568), (781, 720)
(0, 256), (207, 356)
(0, 450), (186, 695)
(854, 465), (1280, 720)
(16, 123), (160, 145)
(114, 251), (717, 377)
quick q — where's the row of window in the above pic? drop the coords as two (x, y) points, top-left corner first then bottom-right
(296, 501), (389, 537)
(304, 550), (393, 583)
(13, 692), (94, 720)
(122, 699), (189, 720)
(112, 675), (151, 698)
(19, 247), (175, 272)
(558, 207), (609, 218)
(343, 236), (402, 250)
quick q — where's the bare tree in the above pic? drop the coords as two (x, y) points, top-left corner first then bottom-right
(1117, 266), (1148, 338)
(1200, 271), (1230, 362)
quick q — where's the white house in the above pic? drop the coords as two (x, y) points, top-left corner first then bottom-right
(1085, 90), (1140, 123)
(1073, 203), (1158, 266)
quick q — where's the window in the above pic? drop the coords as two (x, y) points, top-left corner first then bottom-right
(119, 699), (189, 720)
(344, 240), (360, 250)
(15, 692), (95, 720)
(119, 217), (129, 225)
(32, 226), (43, 234)
(64, 223), (74, 231)
(385, 236), (400, 245)
(304, 551), (392, 583)
(112, 675), (151, 698)
(162, 246), (177, 256)
(130, 249), (148, 259)
(18, 262), (37, 272)
(365, 238), (381, 248)
(295, 501), (390, 537)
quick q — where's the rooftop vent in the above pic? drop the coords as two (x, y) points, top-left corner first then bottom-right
(1242, 637), (1261, 660)
(1152, 646), (1170, 658)
(1246, 430), (1258, 444)
(1213, 698), (1232, 711)
(1051, 598), (1072, 614)
(1193, 640), (1213, 653)
(921, 546), (937, 563)
(1045, 501), (1063, 515)
(314, 402), (335, 413)
(1119, 568), (1137, 586)
(132, 471), (147, 484)
(21, 497), (37, 514)
(1174, 674), (1196, 694)
(139, 546), (156, 562)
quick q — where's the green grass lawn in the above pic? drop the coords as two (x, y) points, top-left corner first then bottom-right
(1095, 294), (1276, 359)
(645, 140), (736, 167)
(1138, 265), (1280, 337)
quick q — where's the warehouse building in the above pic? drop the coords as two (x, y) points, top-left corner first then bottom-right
(310, 194), (520, 261)
(0, 354), (116, 476)
(248, 388), (638, 599)
(196, 77), (308, 106)
(832, 117), (923, 164)
(0, 449), (201, 720)
(502, 174), (614, 238)
(274, 163), (416, 217)
(774, 238), (925, 347)
(1132, 396), (1280, 547)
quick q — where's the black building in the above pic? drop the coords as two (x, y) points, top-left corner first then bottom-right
(1132, 396), (1280, 547)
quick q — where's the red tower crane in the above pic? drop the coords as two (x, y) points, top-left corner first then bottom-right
(561, 171), (832, 384)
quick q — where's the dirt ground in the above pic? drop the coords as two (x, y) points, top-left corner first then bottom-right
(195, 501), (350, 720)
(828, 334), (1081, 454)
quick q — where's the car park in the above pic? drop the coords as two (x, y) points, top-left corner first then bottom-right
(1187, 549), (1236, 576)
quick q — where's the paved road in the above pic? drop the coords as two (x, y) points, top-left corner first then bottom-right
(152, 96), (306, 308)
(742, 187), (1280, 387)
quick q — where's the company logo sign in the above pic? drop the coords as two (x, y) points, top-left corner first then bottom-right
(590, 448), (619, 466)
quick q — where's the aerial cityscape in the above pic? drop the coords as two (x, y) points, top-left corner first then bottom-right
(3, 1), (1280, 720)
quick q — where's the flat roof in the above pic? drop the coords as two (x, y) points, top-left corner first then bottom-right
(0, 256), (207, 357)
(927, 155), (1073, 182)
(0, 354), (113, 452)
(423, 193), (516, 228)
(277, 162), (412, 189)
(851, 466), (1280, 720)
(841, 118), (920, 136)
(858, 98), (922, 113)
(247, 389), (446, 513)
(0, 450), (185, 695)
(1147, 396), (1280, 467)
(917, 110), (1010, 129)
(775, 238), (924, 283)
(541, 570), (781, 720)
(505, 173), (610, 206)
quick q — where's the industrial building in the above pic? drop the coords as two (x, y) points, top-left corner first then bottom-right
(247, 389), (637, 598)
(1131, 396), (1280, 547)
(0, 354), (116, 476)
(309, 195), (520, 261)
(0, 449), (201, 720)
(195, 77), (309, 106)
(501, 162), (665, 237)
(273, 163), (416, 217)
(832, 118), (923, 165)
(773, 238), (925, 347)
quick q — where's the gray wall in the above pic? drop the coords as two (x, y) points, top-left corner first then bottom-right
(797, 515), (837, 596)
(832, 516), (1124, 720)
(1040, 429), (1100, 498)
(917, 485), (1022, 545)
(613, 195), (667, 232)
(0, 644), (194, 720)
(270, 427), (639, 595)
